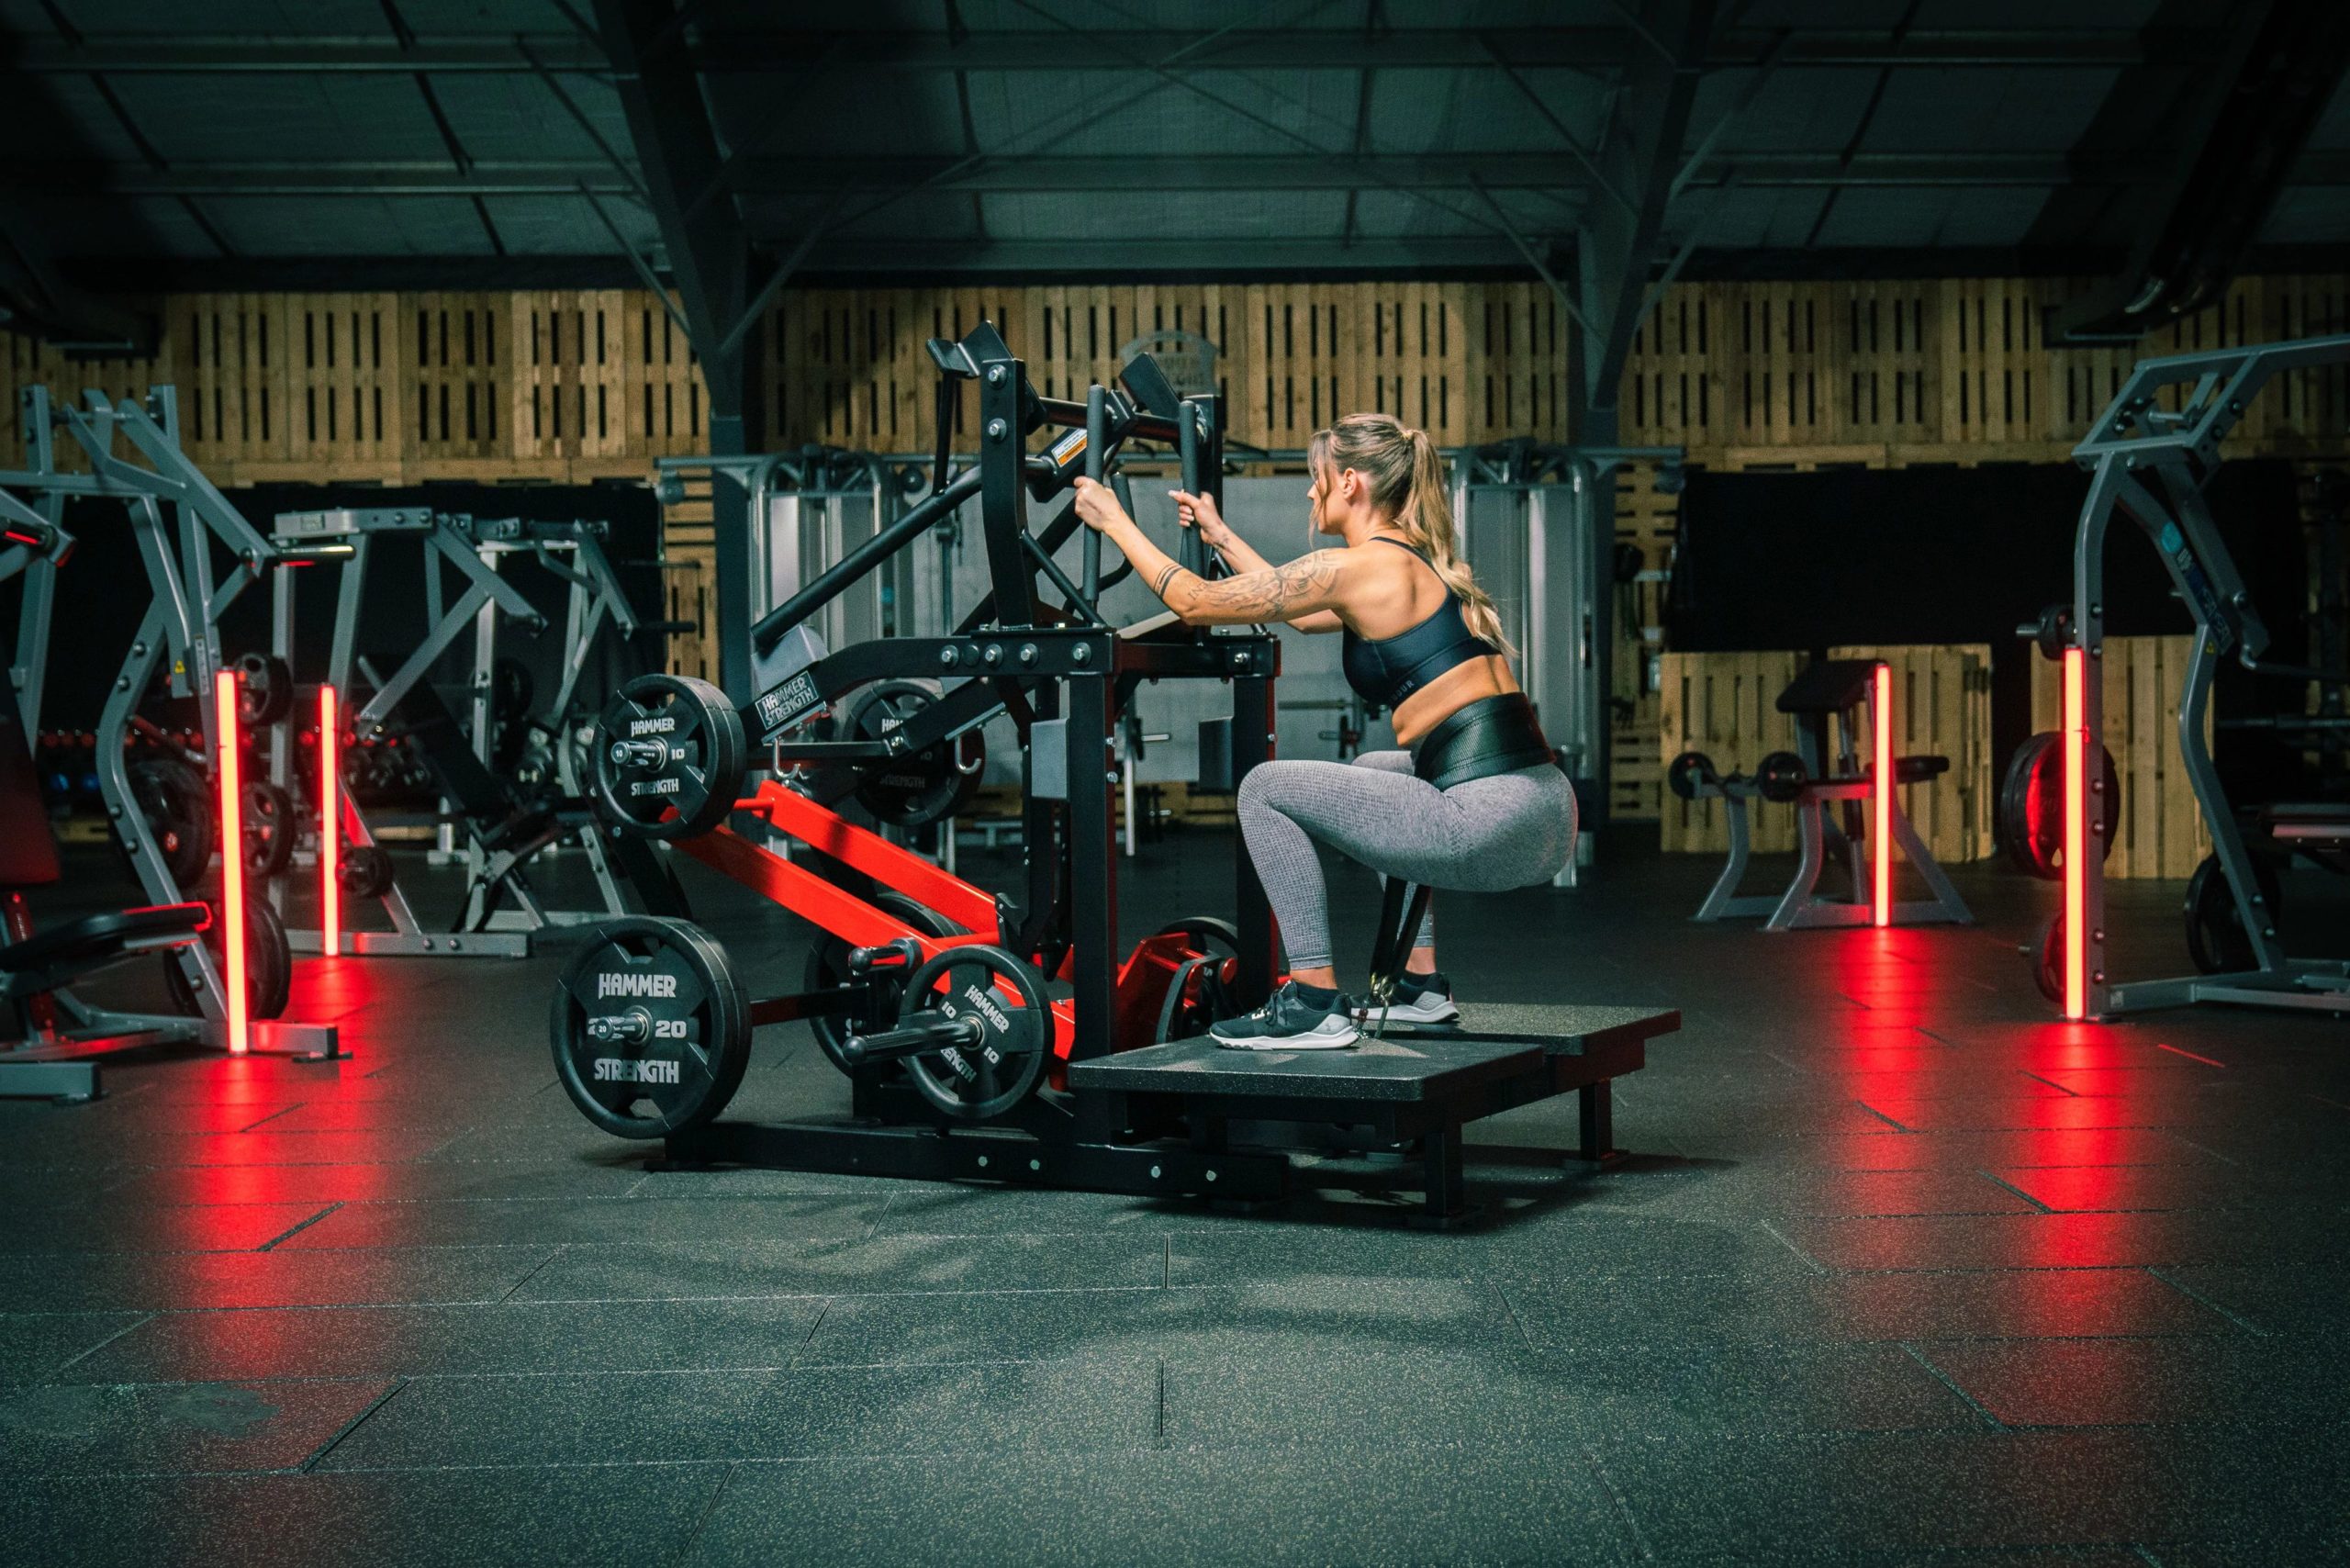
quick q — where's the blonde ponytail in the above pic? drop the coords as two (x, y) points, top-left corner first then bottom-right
(1307, 413), (1516, 657)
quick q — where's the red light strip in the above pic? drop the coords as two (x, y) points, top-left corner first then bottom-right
(213, 670), (250, 1053)
(319, 685), (341, 958)
(1872, 662), (1892, 927)
(2062, 647), (2087, 1020)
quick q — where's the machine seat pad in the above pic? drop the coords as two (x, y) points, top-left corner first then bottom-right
(1, 903), (208, 995)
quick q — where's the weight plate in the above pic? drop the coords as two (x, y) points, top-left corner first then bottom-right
(241, 780), (297, 878)
(2184, 853), (2281, 975)
(492, 656), (535, 723)
(234, 653), (295, 727)
(126, 756), (215, 890)
(550, 916), (751, 1139)
(1666, 750), (1714, 802)
(806, 890), (968, 1074)
(590, 674), (747, 840)
(1755, 750), (1809, 804)
(1998, 732), (2121, 880)
(164, 893), (292, 1022)
(898, 943), (1049, 1122)
(838, 679), (986, 829)
(339, 843), (395, 900)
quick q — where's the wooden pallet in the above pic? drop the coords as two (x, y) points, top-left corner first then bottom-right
(1658, 644), (1989, 865)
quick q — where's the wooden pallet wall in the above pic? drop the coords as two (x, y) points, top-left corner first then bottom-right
(766, 282), (1571, 454)
(1622, 274), (2350, 465)
(1658, 645), (1990, 866)
(2028, 634), (2213, 880)
(0, 290), (709, 483)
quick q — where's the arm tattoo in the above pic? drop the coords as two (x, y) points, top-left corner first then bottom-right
(1187, 552), (1342, 621)
(1152, 563), (1189, 598)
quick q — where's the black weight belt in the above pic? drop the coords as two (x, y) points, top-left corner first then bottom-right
(1410, 693), (1555, 790)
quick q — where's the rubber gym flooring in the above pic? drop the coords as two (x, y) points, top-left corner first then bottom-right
(3, 832), (2346, 1566)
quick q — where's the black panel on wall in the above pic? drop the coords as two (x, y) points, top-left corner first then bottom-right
(6, 482), (660, 733)
(1665, 461), (2311, 798)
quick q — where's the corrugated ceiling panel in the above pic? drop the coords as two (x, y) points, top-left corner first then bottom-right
(979, 189), (1348, 240)
(707, 72), (966, 159)
(102, 75), (448, 164)
(206, 195), (491, 256)
(430, 75), (635, 165)
(1865, 69), (2121, 154)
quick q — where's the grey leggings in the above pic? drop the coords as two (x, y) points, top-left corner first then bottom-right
(1235, 749), (1578, 972)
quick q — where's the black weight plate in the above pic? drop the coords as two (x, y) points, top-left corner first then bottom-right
(806, 890), (968, 1074)
(839, 679), (981, 829)
(492, 657), (535, 723)
(241, 780), (297, 878)
(127, 756), (215, 890)
(590, 674), (746, 840)
(2184, 853), (2282, 975)
(1666, 750), (1713, 802)
(163, 894), (292, 1022)
(1755, 750), (1808, 804)
(1999, 732), (2122, 880)
(897, 943), (1049, 1122)
(2034, 913), (2065, 1004)
(550, 917), (751, 1139)
(234, 653), (295, 727)
(339, 843), (395, 900)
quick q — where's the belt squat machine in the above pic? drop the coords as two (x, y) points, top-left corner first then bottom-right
(548, 325), (1676, 1225)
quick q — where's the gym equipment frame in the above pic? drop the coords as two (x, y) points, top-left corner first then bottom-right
(2041, 331), (2350, 1019)
(559, 325), (1677, 1225)
(1679, 660), (1972, 931)
(262, 506), (679, 957)
(0, 387), (342, 1092)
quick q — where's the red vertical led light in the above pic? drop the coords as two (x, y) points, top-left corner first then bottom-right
(213, 669), (251, 1053)
(2062, 646), (2087, 1020)
(1872, 662), (1892, 927)
(319, 684), (341, 958)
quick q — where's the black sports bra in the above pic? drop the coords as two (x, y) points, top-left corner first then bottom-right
(1339, 538), (1499, 709)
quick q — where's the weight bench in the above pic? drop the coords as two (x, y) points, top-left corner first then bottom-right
(1684, 659), (1972, 930)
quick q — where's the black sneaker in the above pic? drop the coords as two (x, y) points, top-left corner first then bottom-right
(1211, 980), (1361, 1051)
(1358, 970), (1460, 1027)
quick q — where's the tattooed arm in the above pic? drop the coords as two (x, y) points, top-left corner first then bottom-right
(1072, 476), (1354, 628)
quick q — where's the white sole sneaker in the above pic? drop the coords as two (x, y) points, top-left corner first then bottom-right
(1359, 994), (1460, 1026)
(1212, 1020), (1361, 1051)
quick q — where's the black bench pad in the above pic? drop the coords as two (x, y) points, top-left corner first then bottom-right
(1068, 1003), (1677, 1103)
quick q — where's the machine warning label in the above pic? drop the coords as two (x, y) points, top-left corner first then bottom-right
(598, 971), (679, 1000)
(1050, 430), (1088, 465)
(593, 1058), (680, 1084)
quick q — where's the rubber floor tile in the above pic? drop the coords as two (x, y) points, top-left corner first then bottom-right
(0, 1463), (728, 1568)
(274, 1194), (892, 1249)
(0, 1376), (392, 1475)
(60, 1295), (830, 1383)
(100, 1159), (648, 1206)
(683, 1449), (1636, 1568)
(508, 1231), (1165, 1301)
(1911, 1337), (2334, 1428)
(1505, 1266), (2235, 1348)
(1773, 1210), (2350, 1271)
(794, 1278), (1519, 1368)
(0, 1199), (333, 1253)
(314, 1358), (1157, 1468)
(0, 1244), (556, 1312)
(0, 1311), (150, 1384)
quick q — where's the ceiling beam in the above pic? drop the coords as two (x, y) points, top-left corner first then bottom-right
(1574, 0), (1716, 443)
(0, 28), (2212, 74)
(24, 150), (2350, 199)
(592, 0), (753, 453)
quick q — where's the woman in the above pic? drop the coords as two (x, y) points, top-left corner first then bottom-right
(1070, 411), (1576, 1049)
